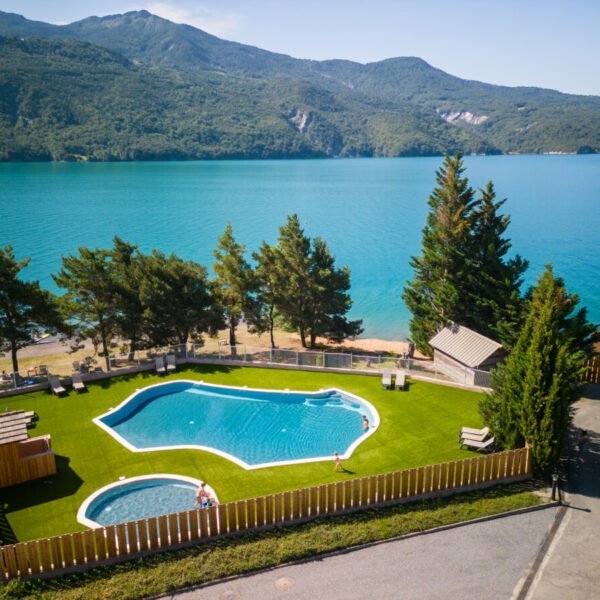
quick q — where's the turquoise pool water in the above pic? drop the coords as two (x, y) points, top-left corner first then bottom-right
(84, 478), (198, 526)
(97, 381), (376, 467)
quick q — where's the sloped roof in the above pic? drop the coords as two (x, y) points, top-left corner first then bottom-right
(429, 323), (504, 368)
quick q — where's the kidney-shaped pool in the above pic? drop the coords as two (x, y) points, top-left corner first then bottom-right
(94, 380), (379, 469)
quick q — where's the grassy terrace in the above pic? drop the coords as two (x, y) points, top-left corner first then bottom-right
(0, 365), (484, 542)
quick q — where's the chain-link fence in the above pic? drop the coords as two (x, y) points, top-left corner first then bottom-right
(1, 341), (493, 396)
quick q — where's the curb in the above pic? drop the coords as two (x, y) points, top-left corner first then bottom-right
(162, 500), (558, 599)
(512, 503), (568, 600)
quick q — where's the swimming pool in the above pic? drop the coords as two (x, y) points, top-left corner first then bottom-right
(94, 380), (378, 469)
(77, 475), (217, 527)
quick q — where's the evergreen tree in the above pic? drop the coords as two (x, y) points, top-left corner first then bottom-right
(251, 241), (280, 348)
(213, 224), (256, 353)
(274, 215), (362, 348)
(480, 266), (595, 475)
(274, 214), (313, 348)
(403, 154), (476, 355)
(305, 237), (363, 347)
(53, 247), (117, 371)
(138, 250), (223, 347)
(110, 237), (146, 357)
(0, 246), (66, 373)
(468, 181), (528, 348)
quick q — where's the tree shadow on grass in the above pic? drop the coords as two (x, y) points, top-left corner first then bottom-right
(0, 455), (83, 516)
(93, 364), (235, 390)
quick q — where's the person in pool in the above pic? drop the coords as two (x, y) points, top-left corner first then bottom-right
(195, 481), (211, 507)
(362, 415), (369, 431)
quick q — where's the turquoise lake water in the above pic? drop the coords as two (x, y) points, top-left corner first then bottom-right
(0, 156), (598, 339)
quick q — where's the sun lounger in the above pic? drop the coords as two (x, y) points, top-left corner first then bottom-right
(166, 354), (177, 373)
(381, 368), (393, 389)
(49, 376), (67, 396)
(460, 426), (488, 437)
(460, 426), (490, 443)
(460, 436), (495, 452)
(72, 372), (87, 393)
(395, 369), (406, 390)
(155, 356), (167, 374)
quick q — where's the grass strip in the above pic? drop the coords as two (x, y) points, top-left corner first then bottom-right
(1, 483), (543, 600)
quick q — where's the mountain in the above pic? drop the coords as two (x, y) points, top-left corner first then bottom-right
(0, 9), (598, 161)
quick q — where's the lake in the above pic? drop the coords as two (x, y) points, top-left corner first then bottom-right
(0, 155), (598, 340)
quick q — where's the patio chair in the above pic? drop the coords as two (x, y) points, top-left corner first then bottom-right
(459, 426), (490, 443)
(166, 354), (177, 373)
(460, 425), (488, 437)
(381, 368), (393, 389)
(395, 369), (406, 391)
(72, 372), (87, 393)
(155, 356), (167, 375)
(49, 376), (67, 396)
(460, 436), (495, 452)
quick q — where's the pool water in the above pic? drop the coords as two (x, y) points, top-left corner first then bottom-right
(85, 478), (198, 526)
(97, 381), (377, 467)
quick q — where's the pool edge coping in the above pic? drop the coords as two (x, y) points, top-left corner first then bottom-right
(77, 474), (217, 529)
(92, 379), (380, 470)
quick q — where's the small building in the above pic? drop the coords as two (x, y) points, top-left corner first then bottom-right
(429, 323), (506, 387)
(0, 410), (56, 488)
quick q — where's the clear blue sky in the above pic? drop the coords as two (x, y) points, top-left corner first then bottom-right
(3, 0), (599, 95)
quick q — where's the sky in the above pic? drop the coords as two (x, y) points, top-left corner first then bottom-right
(2, 0), (599, 96)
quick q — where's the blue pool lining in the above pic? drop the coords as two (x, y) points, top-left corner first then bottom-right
(92, 380), (380, 471)
(76, 474), (216, 529)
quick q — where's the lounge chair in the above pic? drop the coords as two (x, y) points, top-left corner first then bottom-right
(72, 372), (87, 393)
(460, 426), (488, 437)
(460, 436), (495, 452)
(155, 356), (166, 375)
(395, 369), (406, 390)
(166, 354), (177, 373)
(49, 376), (67, 396)
(460, 426), (490, 443)
(381, 368), (392, 389)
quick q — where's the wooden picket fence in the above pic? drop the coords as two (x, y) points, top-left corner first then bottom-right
(581, 356), (600, 384)
(0, 446), (531, 581)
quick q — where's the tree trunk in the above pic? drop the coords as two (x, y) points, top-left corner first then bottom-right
(128, 336), (138, 362)
(268, 305), (276, 349)
(10, 340), (19, 374)
(299, 326), (307, 348)
(101, 332), (111, 371)
(309, 330), (317, 349)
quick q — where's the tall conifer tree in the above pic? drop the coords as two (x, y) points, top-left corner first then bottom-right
(213, 224), (256, 352)
(403, 154), (476, 354)
(480, 266), (595, 475)
(468, 182), (528, 348)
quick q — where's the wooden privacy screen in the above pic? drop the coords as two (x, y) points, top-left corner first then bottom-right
(0, 446), (531, 581)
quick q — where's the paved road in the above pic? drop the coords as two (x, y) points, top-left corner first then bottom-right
(526, 392), (600, 600)
(170, 508), (557, 600)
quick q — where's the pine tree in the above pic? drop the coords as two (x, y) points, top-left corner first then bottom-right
(480, 266), (595, 475)
(468, 181), (528, 348)
(251, 241), (280, 348)
(274, 214), (313, 348)
(0, 246), (66, 373)
(213, 224), (256, 352)
(403, 154), (476, 355)
(138, 250), (223, 346)
(110, 236), (146, 357)
(53, 247), (117, 371)
(305, 237), (363, 347)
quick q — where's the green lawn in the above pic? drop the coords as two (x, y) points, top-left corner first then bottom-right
(0, 365), (484, 542)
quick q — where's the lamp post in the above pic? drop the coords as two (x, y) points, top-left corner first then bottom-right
(551, 472), (561, 503)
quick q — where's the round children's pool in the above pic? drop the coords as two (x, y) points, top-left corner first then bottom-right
(77, 475), (217, 527)
(94, 380), (379, 469)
